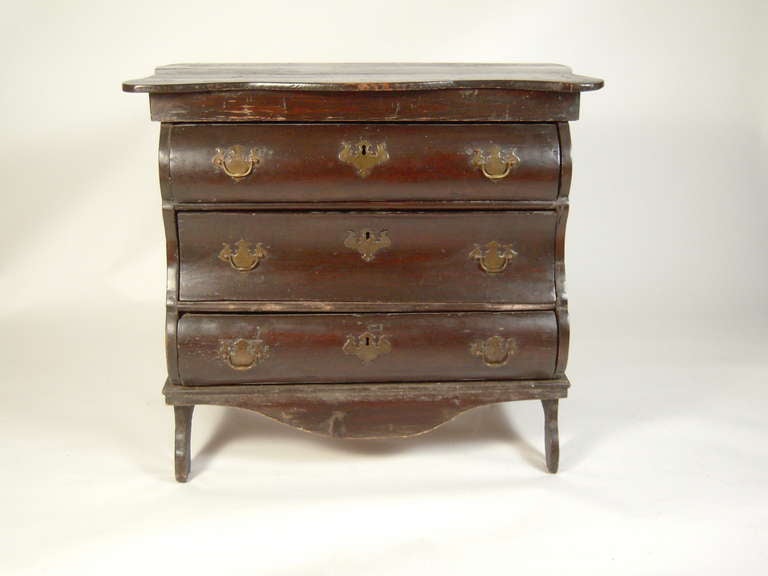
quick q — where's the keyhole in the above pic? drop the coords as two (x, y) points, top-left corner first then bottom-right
(365, 231), (371, 240)
(365, 336), (371, 346)
(360, 144), (367, 155)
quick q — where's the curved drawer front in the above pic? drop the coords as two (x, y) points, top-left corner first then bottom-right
(167, 123), (560, 202)
(178, 211), (556, 304)
(177, 312), (557, 385)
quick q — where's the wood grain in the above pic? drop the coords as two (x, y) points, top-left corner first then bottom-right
(166, 123), (561, 203)
(124, 62), (603, 93)
(150, 89), (580, 123)
(164, 378), (569, 439)
(176, 311), (558, 385)
(177, 211), (557, 304)
(120, 62), (604, 478)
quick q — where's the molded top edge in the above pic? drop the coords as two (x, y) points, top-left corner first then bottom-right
(123, 63), (604, 94)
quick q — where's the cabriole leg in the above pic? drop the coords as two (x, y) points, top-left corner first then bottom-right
(541, 399), (559, 473)
(174, 405), (194, 482)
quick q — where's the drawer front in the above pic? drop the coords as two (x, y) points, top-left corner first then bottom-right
(178, 211), (556, 304)
(167, 124), (560, 202)
(177, 312), (557, 385)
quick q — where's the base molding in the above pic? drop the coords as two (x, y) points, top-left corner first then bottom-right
(164, 379), (568, 481)
(164, 378), (568, 439)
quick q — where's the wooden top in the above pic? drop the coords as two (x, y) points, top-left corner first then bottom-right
(123, 63), (603, 94)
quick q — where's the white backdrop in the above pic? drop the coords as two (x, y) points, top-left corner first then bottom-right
(1, 1), (766, 575)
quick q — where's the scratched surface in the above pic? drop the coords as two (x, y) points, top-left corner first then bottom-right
(166, 123), (561, 202)
(164, 379), (569, 439)
(148, 89), (581, 122)
(124, 62), (603, 93)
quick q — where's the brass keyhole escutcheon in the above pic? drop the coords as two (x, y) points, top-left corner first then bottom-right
(338, 139), (390, 178)
(343, 325), (392, 363)
(470, 144), (520, 181)
(218, 239), (268, 271)
(219, 336), (270, 370)
(344, 229), (391, 262)
(470, 335), (516, 367)
(469, 241), (518, 274)
(212, 145), (264, 179)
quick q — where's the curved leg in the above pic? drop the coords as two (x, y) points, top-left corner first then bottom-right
(541, 399), (559, 473)
(174, 405), (194, 482)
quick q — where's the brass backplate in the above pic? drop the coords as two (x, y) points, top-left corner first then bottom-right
(338, 139), (390, 177)
(343, 325), (392, 363)
(218, 239), (268, 271)
(470, 335), (516, 367)
(343, 229), (391, 262)
(212, 145), (265, 179)
(469, 240), (517, 273)
(470, 144), (520, 181)
(219, 336), (270, 370)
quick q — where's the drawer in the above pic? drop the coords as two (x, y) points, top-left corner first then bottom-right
(178, 211), (556, 304)
(166, 123), (561, 202)
(177, 312), (558, 385)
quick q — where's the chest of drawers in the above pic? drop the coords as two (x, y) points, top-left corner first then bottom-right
(124, 63), (602, 481)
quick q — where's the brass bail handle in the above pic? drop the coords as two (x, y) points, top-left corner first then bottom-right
(470, 336), (517, 367)
(218, 239), (268, 271)
(219, 336), (270, 370)
(471, 145), (520, 181)
(212, 145), (263, 179)
(469, 241), (518, 274)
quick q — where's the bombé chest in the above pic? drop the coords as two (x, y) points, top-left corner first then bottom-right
(124, 63), (603, 481)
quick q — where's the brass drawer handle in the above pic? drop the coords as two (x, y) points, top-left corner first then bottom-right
(212, 145), (264, 179)
(469, 241), (518, 274)
(471, 145), (520, 181)
(470, 336), (516, 367)
(344, 229), (391, 262)
(219, 336), (269, 370)
(218, 239), (268, 271)
(339, 139), (389, 177)
(343, 325), (391, 363)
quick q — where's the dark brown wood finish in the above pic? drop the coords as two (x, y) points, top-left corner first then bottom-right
(557, 122), (572, 199)
(554, 123), (571, 375)
(166, 123), (560, 203)
(165, 378), (569, 439)
(176, 311), (558, 385)
(162, 207), (181, 383)
(177, 211), (556, 304)
(124, 63), (604, 93)
(149, 89), (580, 123)
(124, 62), (602, 480)
(126, 64), (600, 122)
(542, 399), (559, 473)
(159, 127), (182, 383)
(174, 406), (194, 482)
(554, 204), (570, 376)
(175, 301), (552, 313)
(167, 199), (565, 211)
